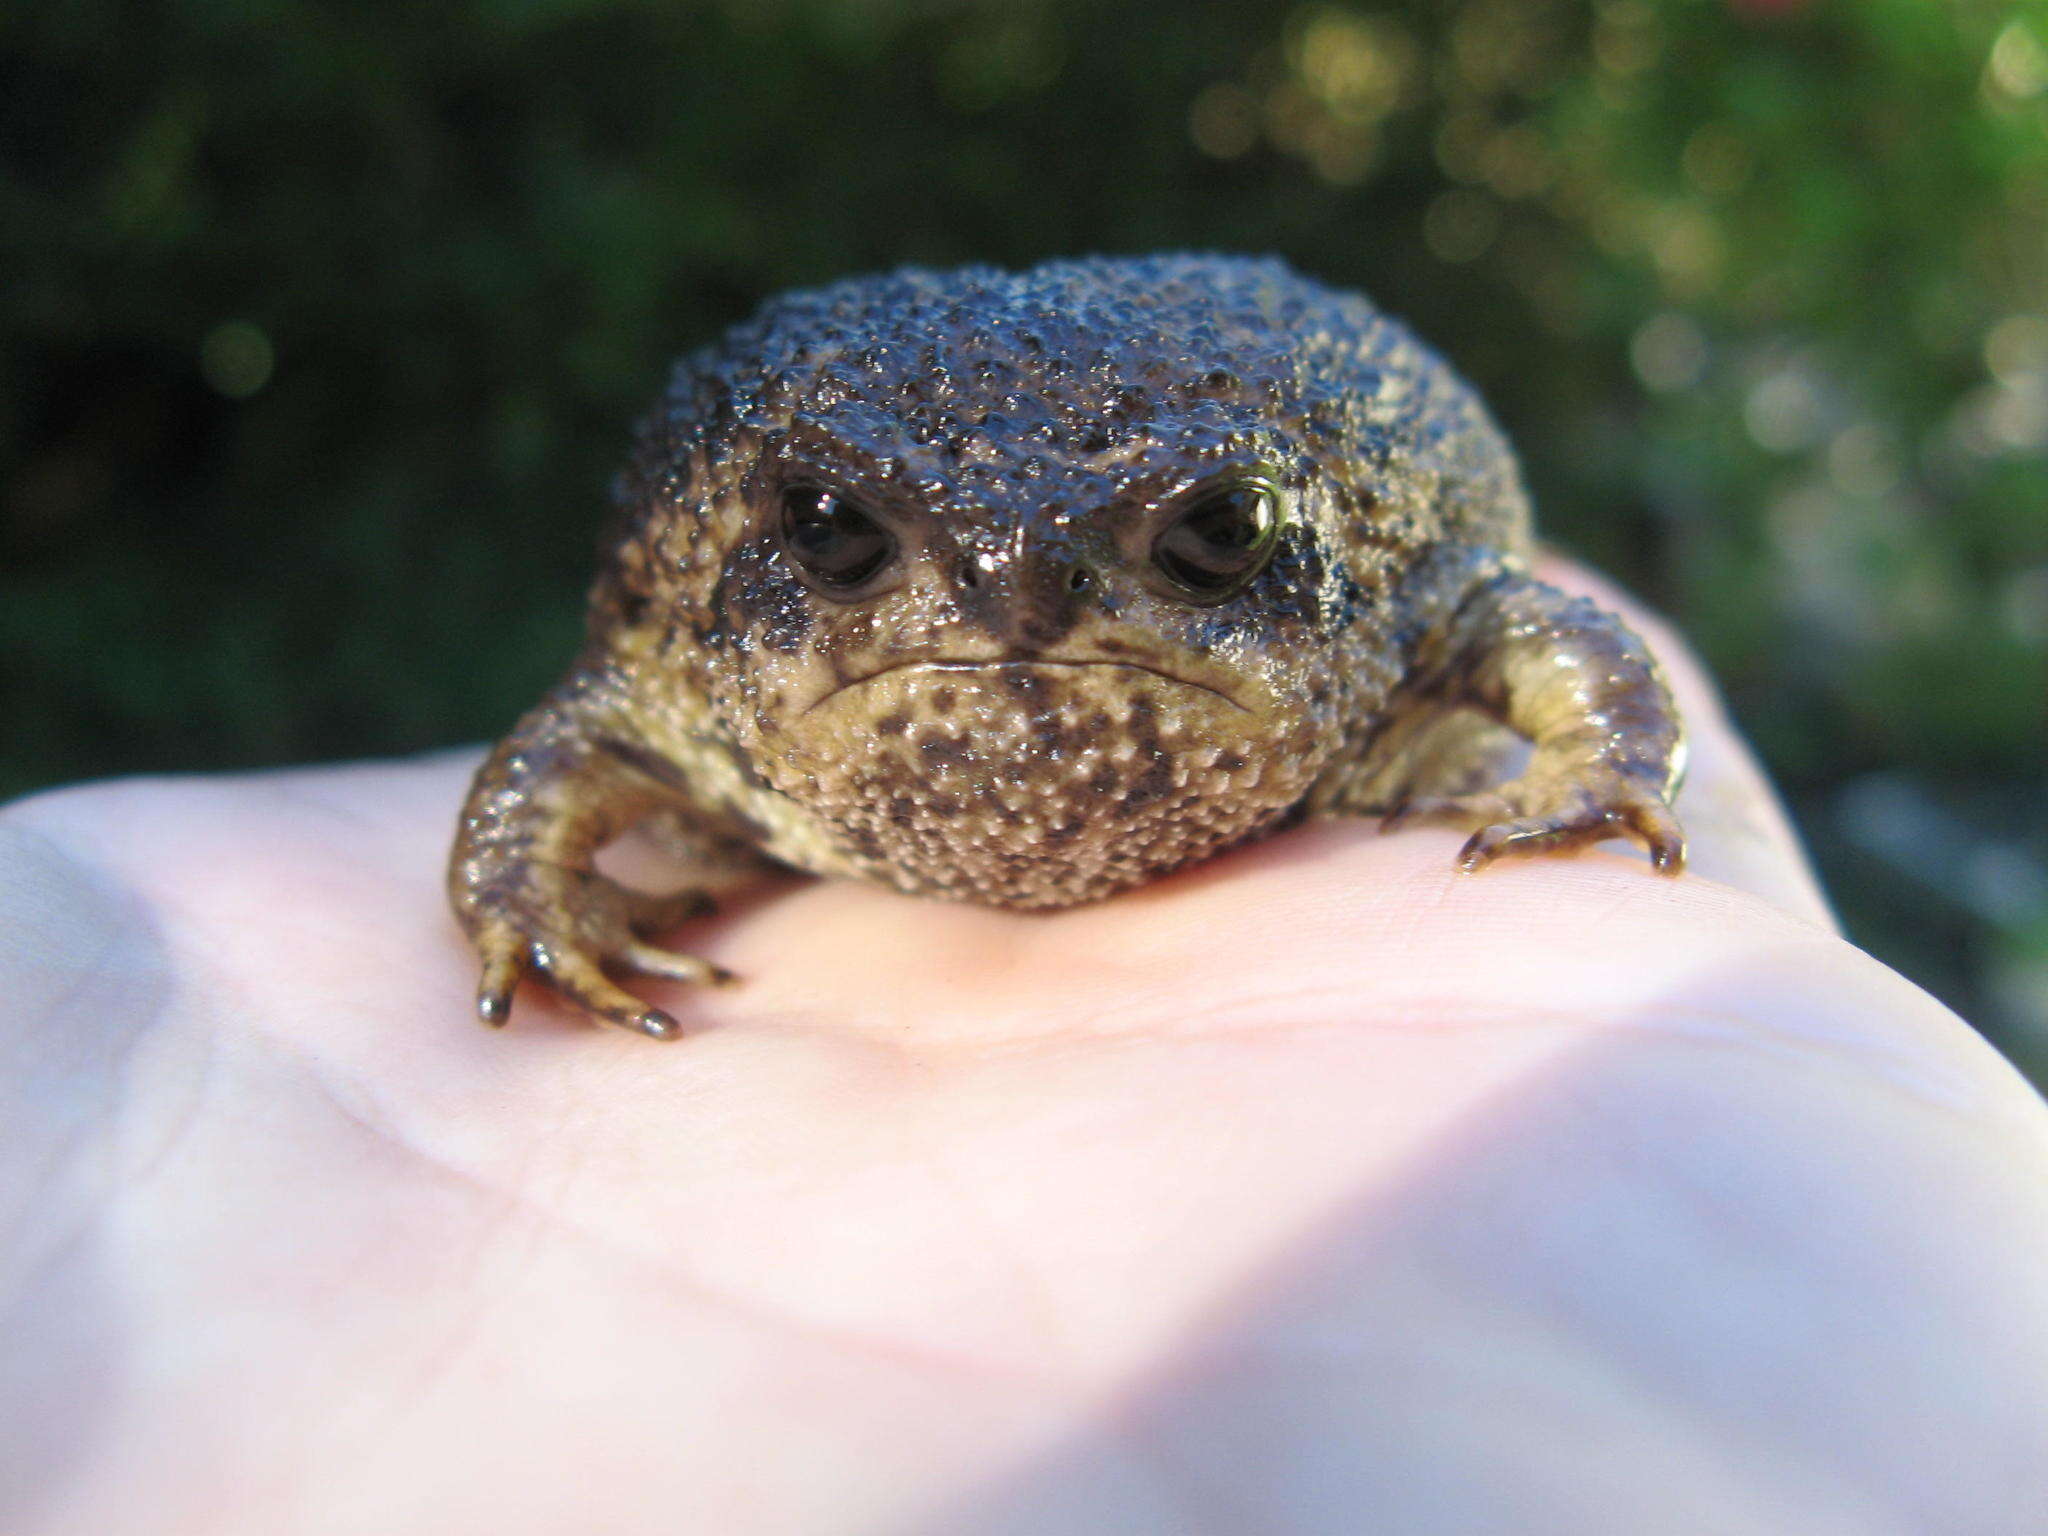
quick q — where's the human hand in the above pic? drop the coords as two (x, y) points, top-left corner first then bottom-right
(4, 567), (2045, 1535)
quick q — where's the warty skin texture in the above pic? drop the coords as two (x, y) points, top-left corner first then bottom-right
(449, 255), (1686, 1038)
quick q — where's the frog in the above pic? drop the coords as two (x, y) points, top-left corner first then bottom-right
(448, 254), (1686, 1039)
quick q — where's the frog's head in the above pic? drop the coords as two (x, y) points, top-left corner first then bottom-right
(628, 255), (1513, 905)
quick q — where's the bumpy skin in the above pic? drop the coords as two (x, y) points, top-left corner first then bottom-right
(450, 255), (1686, 1038)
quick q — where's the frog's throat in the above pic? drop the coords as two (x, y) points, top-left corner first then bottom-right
(806, 657), (1247, 715)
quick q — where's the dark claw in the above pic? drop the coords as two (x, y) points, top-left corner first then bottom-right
(477, 991), (511, 1027)
(1455, 828), (1504, 872)
(634, 1008), (682, 1041)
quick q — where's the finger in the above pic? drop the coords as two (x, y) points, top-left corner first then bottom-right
(1535, 554), (1833, 927)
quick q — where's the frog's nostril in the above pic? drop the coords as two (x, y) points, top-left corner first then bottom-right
(1067, 565), (1093, 594)
(957, 559), (981, 590)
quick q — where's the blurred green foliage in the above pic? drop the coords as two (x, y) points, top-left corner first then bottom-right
(3, 0), (2044, 1070)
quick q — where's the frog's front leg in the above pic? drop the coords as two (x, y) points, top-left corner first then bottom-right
(448, 673), (765, 1039)
(1361, 569), (1687, 874)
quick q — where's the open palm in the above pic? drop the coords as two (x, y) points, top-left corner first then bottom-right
(5, 572), (2046, 1536)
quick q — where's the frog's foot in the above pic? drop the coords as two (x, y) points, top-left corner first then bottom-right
(467, 873), (731, 1041)
(1382, 762), (1685, 876)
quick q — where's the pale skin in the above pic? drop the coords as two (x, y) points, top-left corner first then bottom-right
(3, 566), (2046, 1535)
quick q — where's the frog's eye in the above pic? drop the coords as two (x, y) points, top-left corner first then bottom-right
(1151, 485), (1277, 600)
(781, 486), (897, 592)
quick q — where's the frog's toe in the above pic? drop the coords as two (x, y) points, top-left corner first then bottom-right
(1623, 795), (1687, 874)
(621, 940), (736, 988)
(530, 945), (683, 1040)
(1453, 768), (1685, 875)
(474, 936), (529, 1027)
(1456, 814), (1604, 870)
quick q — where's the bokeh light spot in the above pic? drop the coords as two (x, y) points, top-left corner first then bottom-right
(2000, 565), (2048, 643)
(199, 321), (274, 400)
(1984, 313), (2048, 383)
(1987, 378), (2048, 451)
(1286, 6), (1416, 125)
(1827, 422), (1900, 498)
(1630, 312), (1707, 392)
(1649, 204), (1724, 298)
(1593, 2), (1659, 76)
(1987, 20), (2048, 100)
(1745, 368), (1825, 452)
(1423, 189), (1500, 264)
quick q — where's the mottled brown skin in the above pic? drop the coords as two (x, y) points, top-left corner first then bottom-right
(449, 255), (1686, 1039)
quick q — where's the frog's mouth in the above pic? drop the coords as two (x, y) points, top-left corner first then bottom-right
(807, 657), (1249, 715)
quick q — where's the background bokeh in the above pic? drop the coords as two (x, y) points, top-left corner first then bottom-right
(4, 0), (2044, 1076)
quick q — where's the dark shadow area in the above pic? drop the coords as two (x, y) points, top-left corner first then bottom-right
(926, 973), (2048, 1534)
(0, 820), (172, 1528)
